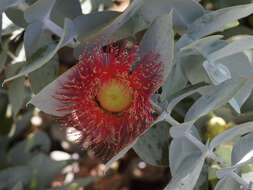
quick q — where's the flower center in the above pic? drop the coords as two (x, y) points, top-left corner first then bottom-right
(97, 79), (133, 113)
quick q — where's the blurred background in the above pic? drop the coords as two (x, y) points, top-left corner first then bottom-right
(1, 0), (253, 190)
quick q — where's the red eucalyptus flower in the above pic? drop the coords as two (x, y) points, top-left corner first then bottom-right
(54, 42), (163, 160)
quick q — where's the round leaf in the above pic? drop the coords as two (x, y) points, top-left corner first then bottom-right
(232, 133), (253, 165)
(133, 121), (170, 166)
(139, 12), (174, 83)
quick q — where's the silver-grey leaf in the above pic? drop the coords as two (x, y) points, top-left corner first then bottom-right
(139, 11), (174, 83)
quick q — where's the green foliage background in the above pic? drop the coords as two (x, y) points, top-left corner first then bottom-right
(1, 0), (253, 189)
